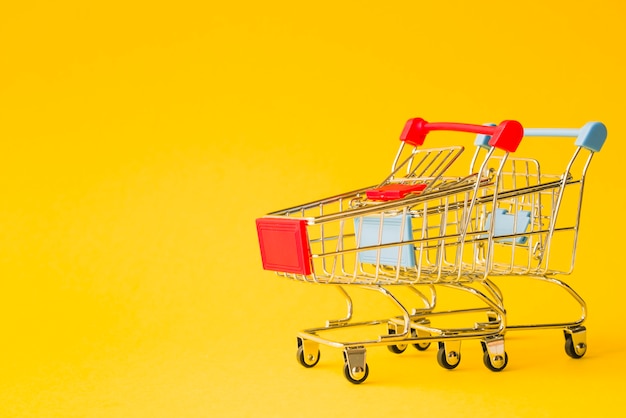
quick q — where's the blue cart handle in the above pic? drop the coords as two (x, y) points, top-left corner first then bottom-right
(475, 122), (606, 153)
(523, 122), (607, 153)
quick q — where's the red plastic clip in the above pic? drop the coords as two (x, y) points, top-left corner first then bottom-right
(366, 183), (427, 201)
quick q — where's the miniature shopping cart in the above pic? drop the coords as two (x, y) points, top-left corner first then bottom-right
(256, 119), (524, 383)
(255, 118), (606, 384)
(467, 122), (607, 360)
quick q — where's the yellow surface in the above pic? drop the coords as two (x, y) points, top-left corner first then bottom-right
(1, 1), (625, 417)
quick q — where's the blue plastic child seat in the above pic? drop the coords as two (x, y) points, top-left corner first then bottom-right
(354, 215), (416, 268)
(483, 209), (532, 244)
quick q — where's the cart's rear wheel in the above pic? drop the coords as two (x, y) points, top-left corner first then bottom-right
(343, 363), (369, 384)
(296, 345), (320, 368)
(436, 342), (461, 370)
(482, 351), (508, 372)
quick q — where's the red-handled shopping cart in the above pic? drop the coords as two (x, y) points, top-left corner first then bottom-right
(256, 119), (526, 383)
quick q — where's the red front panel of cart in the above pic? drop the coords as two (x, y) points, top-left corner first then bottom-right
(256, 218), (312, 275)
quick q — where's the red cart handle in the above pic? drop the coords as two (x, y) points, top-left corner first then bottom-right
(400, 118), (524, 153)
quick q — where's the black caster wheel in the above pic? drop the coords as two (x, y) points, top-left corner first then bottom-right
(410, 328), (431, 351)
(436, 342), (461, 370)
(386, 327), (407, 354)
(387, 344), (407, 354)
(296, 345), (320, 368)
(564, 331), (587, 359)
(343, 363), (369, 384)
(483, 351), (508, 372)
(413, 342), (431, 351)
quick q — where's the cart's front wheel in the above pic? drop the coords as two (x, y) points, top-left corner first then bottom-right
(296, 345), (320, 368)
(436, 342), (461, 370)
(387, 326), (407, 354)
(411, 328), (431, 351)
(343, 363), (369, 384)
(564, 331), (587, 359)
(387, 344), (407, 354)
(483, 351), (508, 372)
(413, 341), (431, 351)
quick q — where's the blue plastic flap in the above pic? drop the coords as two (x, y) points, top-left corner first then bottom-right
(484, 209), (532, 244)
(354, 215), (416, 267)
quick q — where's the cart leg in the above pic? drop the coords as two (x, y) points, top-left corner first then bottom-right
(481, 336), (508, 372)
(296, 338), (321, 368)
(564, 326), (587, 359)
(326, 286), (353, 327)
(408, 284), (437, 311)
(343, 346), (369, 384)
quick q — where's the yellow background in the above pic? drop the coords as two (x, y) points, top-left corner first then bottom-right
(1, 1), (625, 416)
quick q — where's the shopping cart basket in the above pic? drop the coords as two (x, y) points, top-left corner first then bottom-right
(256, 118), (525, 383)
